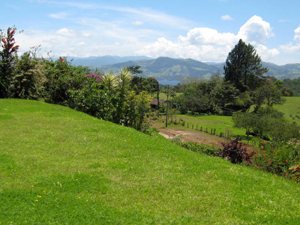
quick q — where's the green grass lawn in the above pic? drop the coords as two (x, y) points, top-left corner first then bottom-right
(1, 99), (300, 224)
(274, 96), (300, 124)
(159, 92), (181, 100)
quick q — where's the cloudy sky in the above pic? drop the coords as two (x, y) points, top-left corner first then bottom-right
(2, 0), (300, 65)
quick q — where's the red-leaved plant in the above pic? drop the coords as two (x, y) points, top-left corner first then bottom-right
(218, 138), (255, 165)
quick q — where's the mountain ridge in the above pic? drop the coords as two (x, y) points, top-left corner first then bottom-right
(70, 56), (300, 83)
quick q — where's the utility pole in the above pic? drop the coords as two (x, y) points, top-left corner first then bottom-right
(165, 85), (169, 127)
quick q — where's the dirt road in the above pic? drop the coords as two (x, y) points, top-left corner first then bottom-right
(159, 128), (257, 152)
(159, 128), (228, 148)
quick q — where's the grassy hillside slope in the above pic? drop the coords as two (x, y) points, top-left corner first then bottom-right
(1, 99), (300, 224)
(274, 96), (300, 124)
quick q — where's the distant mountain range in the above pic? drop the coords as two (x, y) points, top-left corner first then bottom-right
(69, 56), (300, 84)
(70, 55), (152, 67)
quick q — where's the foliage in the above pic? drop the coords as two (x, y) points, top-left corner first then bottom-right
(0, 28), (154, 133)
(289, 164), (300, 182)
(0, 27), (19, 98)
(173, 77), (237, 114)
(127, 65), (142, 75)
(281, 87), (294, 96)
(42, 57), (89, 105)
(130, 76), (159, 96)
(253, 138), (300, 179)
(10, 52), (47, 99)
(282, 77), (300, 96)
(176, 141), (219, 156)
(224, 39), (268, 92)
(124, 90), (153, 131)
(230, 91), (253, 112)
(68, 69), (152, 131)
(252, 82), (286, 112)
(217, 138), (254, 164)
(232, 106), (300, 141)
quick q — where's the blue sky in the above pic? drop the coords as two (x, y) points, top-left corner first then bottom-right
(2, 0), (300, 65)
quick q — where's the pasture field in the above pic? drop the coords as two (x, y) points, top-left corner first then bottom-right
(1, 99), (300, 224)
(154, 96), (300, 138)
(274, 96), (300, 124)
(153, 114), (247, 140)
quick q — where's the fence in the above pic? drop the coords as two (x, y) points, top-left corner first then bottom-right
(166, 118), (233, 139)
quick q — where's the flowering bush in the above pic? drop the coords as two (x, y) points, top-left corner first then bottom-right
(68, 70), (152, 131)
(0, 27), (19, 98)
(289, 164), (300, 182)
(84, 73), (101, 82)
(253, 138), (300, 178)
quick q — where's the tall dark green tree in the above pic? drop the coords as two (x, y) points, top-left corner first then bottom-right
(224, 39), (268, 92)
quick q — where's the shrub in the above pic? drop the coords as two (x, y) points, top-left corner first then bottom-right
(10, 52), (47, 99)
(217, 138), (254, 165)
(253, 138), (300, 178)
(170, 134), (182, 143)
(42, 57), (88, 105)
(68, 71), (152, 132)
(176, 142), (219, 156)
(289, 164), (300, 182)
(233, 108), (300, 141)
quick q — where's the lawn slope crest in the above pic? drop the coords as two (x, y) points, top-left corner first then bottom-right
(0, 99), (300, 224)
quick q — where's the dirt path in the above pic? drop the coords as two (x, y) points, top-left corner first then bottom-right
(158, 128), (257, 152)
(159, 128), (228, 148)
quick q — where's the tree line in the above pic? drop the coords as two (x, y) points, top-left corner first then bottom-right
(171, 39), (299, 141)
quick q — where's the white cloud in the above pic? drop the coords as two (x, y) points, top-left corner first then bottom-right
(48, 12), (69, 19)
(14, 25), (154, 58)
(96, 6), (193, 30)
(238, 15), (274, 44)
(137, 37), (233, 62)
(55, 28), (90, 38)
(178, 27), (238, 46)
(36, 1), (193, 30)
(131, 20), (144, 26)
(255, 44), (280, 59)
(280, 42), (300, 53)
(280, 26), (300, 53)
(294, 26), (300, 41)
(137, 15), (278, 62)
(221, 15), (233, 21)
(76, 42), (87, 46)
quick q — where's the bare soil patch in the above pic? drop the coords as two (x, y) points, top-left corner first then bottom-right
(158, 128), (257, 152)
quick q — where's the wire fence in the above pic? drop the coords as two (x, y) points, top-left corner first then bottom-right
(166, 118), (233, 139)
